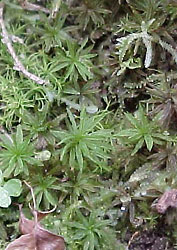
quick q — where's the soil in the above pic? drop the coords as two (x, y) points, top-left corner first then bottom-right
(128, 230), (174, 250)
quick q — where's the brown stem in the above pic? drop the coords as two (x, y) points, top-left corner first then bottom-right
(0, 3), (48, 85)
(24, 180), (36, 210)
(18, 0), (50, 14)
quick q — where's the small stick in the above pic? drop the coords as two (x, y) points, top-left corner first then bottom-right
(23, 180), (36, 210)
(0, 3), (48, 85)
(128, 231), (139, 247)
(29, 202), (57, 214)
(24, 180), (57, 218)
(18, 0), (50, 14)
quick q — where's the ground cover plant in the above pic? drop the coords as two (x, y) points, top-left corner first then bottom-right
(1, 0), (177, 249)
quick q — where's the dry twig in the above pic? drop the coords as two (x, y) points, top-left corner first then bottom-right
(24, 180), (57, 213)
(23, 180), (37, 209)
(18, 0), (50, 14)
(0, 2), (48, 85)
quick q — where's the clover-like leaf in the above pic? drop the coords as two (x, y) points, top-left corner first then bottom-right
(4, 179), (22, 197)
(0, 187), (11, 208)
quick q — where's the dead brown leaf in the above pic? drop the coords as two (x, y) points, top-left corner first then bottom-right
(155, 189), (177, 214)
(5, 206), (65, 250)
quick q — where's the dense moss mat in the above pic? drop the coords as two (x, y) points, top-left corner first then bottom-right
(0, 0), (177, 249)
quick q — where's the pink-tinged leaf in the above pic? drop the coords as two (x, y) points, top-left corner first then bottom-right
(35, 223), (65, 250)
(155, 189), (177, 214)
(5, 205), (65, 250)
(19, 204), (35, 235)
(5, 234), (35, 250)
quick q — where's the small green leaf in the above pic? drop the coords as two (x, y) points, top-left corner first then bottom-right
(76, 144), (84, 171)
(117, 129), (138, 137)
(131, 138), (144, 155)
(44, 190), (57, 206)
(3, 157), (16, 178)
(4, 179), (22, 197)
(16, 125), (23, 145)
(125, 113), (140, 128)
(0, 187), (11, 208)
(36, 191), (43, 208)
(144, 134), (153, 151)
(67, 108), (77, 130)
(14, 158), (24, 176)
(0, 133), (14, 148)
(0, 170), (3, 186)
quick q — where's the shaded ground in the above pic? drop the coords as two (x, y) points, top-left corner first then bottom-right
(128, 230), (174, 250)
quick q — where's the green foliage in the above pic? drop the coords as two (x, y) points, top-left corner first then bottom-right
(72, 0), (111, 31)
(28, 175), (60, 209)
(149, 142), (177, 170)
(0, 76), (34, 127)
(53, 38), (96, 82)
(53, 108), (113, 171)
(117, 105), (168, 155)
(146, 73), (177, 128)
(0, 241), (8, 249)
(65, 210), (117, 250)
(21, 104), (66, 146)
(34, 13), (75, 52)
(0, 125), (42, 177)
(114, 0), (177, 74)
(58, 172), (100, 204)
(61, 81), (99, 113)
(117, 0), (167, 33)
(0, 170), (22, 208)
(116, 19), (177, 70)
(1, 0), (177, 248)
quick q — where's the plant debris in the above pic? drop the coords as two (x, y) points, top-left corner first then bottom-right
(155, 189), (177, 214)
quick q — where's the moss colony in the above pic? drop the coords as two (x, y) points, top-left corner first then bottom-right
(0, 0), (177, 249)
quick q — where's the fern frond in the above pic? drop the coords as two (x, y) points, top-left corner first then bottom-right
(142, 33), (153, 68)
(116, 18), (177, 69)
(116, 33), (140, 62)
(116, 20), (154, 67)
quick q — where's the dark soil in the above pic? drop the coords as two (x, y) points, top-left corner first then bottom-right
(128, 230), (174, 250)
